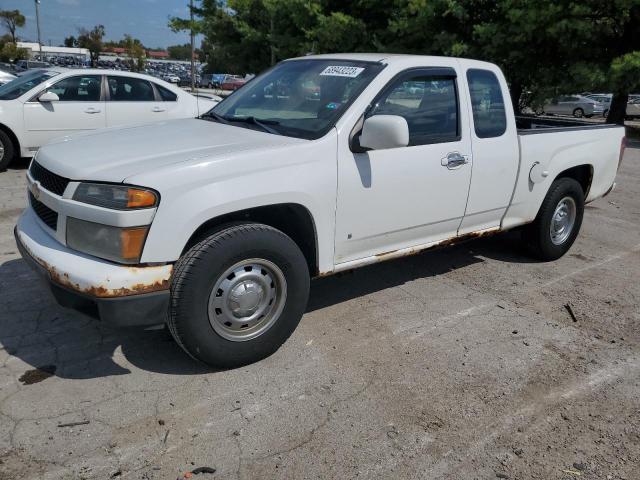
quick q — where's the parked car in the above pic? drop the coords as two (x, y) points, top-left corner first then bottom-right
(0, 69), (16, 85)
(0, 68), (218, 170)
(543, 95), (604, 118)
(586, 93), (640, 119)
(200, 73), (225, 89)
(220, 75), (246, 91)
(15, 55), (625, 368)
(14, 60), (51, 72)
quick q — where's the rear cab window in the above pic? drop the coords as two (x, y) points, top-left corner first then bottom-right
(466, 69), (507, 138)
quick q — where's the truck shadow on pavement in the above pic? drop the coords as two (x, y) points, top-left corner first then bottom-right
(0, 231), (532, 380)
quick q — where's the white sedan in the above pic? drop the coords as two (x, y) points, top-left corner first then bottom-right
(0, 68), (219, 170)
(0, 69), (16, 85)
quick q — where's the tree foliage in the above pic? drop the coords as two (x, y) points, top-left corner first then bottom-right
(0, 41), (28, 63)
(122, 35), (146, 72)
(174, 0), (640, 123)
(64, 35), (78, 48)
(0, 9), (25, 44)
(167, 43), (194, 60)
(78, 25), (106, 67)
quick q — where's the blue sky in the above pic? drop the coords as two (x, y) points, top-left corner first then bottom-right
(2, 0), (197, 49)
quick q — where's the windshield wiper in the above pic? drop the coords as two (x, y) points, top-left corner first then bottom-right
(228, 116), (282, 135)
(202, 111), (232, 125)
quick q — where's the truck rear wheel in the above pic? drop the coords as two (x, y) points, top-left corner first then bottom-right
(523, 177), (584, 261)
(168, 223), (310, 368)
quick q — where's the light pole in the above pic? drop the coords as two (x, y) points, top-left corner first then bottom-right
(190, 0), (195, 91)
(35, 0), (43, 58)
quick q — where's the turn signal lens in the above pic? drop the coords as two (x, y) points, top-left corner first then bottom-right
(127, 189), (157, 208)
(121, 227), (150, 261)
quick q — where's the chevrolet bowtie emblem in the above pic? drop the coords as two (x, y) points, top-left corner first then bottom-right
(30, 181), (41, 201)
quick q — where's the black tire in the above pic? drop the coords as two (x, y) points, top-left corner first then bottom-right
(0, 129), (16, 172)
(603, 109), (609, 117)
(573, 108), (584, 118)
(168, 223), (310, 368)
(523, 177), (584, 261)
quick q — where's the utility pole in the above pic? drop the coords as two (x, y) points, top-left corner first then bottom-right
(190, 0), (195, 91)
(35, 0), (43, 58)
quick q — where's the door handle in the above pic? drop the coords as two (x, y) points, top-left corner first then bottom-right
(441, 152), (469, 169)
(84, 108), (101, 114)
(152, 107), (166, 113)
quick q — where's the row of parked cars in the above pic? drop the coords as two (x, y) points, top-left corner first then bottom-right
(0, 67), (220, 170)
(543, 93), (640, 119)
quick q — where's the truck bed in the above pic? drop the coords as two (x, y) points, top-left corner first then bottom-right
(502, 115), (626, 232)
(515, 115), (620, 135)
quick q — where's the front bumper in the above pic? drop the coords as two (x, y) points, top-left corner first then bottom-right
(15, 208), (172, 327)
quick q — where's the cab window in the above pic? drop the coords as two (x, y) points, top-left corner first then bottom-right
(466, 69), (507, 138)
(369, 74), (460, 146)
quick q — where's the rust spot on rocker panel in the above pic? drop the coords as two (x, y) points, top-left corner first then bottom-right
(374, 228), (501, 261)
(318, 227), (501, 277)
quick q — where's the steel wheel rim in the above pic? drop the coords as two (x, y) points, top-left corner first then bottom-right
(208, 258), (287, 342)
(0, 140), (4, 161)
(550, 196), (577, 245)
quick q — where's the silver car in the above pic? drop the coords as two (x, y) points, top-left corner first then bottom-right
(587, 93), (640, 119)
(543, 95), (605, 118)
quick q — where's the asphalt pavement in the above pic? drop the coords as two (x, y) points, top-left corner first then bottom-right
(0, 147), (639, 479)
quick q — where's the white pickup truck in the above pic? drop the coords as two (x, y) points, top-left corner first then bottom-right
(15, 54), (626, 367)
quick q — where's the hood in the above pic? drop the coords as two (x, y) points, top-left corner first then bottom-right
(35, 119), (305, 182)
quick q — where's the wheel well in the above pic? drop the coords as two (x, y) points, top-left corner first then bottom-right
(0, 123), (20, 155)
(184, 203), (319, 276)
(555, 164), (593, 197)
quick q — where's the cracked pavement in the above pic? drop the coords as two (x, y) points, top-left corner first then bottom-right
(1, 145), (639, 479)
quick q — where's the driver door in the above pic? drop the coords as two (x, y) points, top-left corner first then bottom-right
(334, 68), (473, 264)
(23, 74), (106, 150)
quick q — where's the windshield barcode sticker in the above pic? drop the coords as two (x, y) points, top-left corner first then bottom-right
(319, 66), (365, 78)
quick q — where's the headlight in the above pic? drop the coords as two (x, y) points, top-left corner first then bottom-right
(73, 183), (158, 210)
(66, 217), (149, 264)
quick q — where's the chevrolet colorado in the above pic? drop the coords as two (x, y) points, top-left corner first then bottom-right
(15, 54), (626, 367)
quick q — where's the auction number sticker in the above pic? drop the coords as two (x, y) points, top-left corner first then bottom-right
(319, 66), (365, 78)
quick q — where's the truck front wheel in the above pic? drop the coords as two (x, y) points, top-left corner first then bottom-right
(168, 223), (310, 368)
(523, 178), (584, 261)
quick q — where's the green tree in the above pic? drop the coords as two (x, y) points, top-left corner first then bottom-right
(122, 34), (146, 72)
(64, 35), (77, 48)
(0, 42), (28, 63)
(78, 25), (105, 67)
(0, 9), (25, 44)
(167, 43), (193, 60)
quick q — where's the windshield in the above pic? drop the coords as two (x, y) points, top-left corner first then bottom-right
(208, 59), (385, 139)
(0, 69), (59, 100)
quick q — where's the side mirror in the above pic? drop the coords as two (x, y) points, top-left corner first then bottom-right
(38, 91), (59, 102)
(358, 115), (409, 151)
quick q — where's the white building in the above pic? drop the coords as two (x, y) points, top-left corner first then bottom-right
(16, 42), (90, 60)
